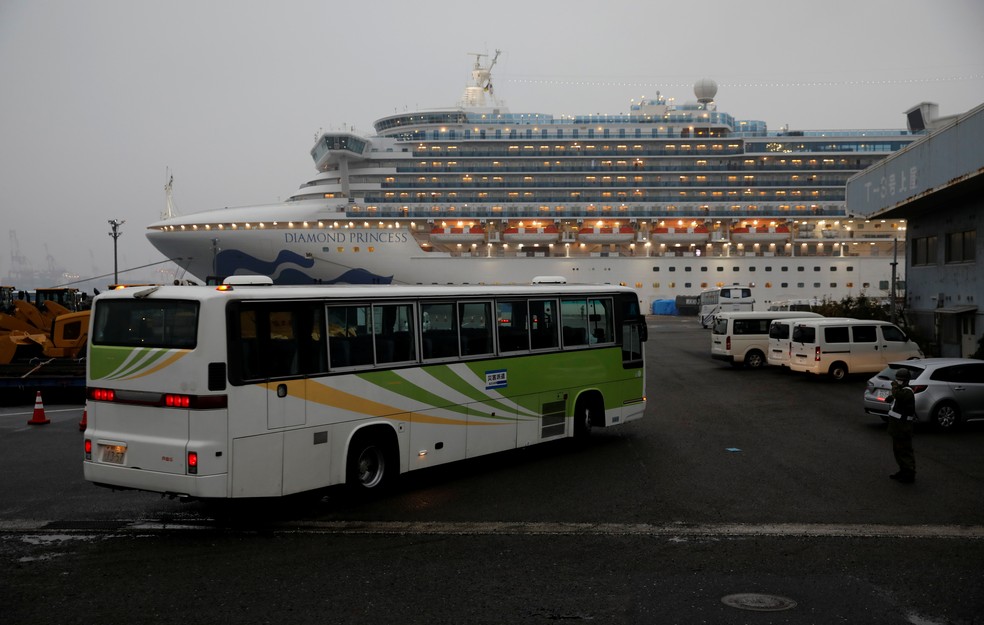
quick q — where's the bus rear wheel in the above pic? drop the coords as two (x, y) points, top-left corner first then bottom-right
(347, 432), (395, 491)
(574, 395), (602, 440)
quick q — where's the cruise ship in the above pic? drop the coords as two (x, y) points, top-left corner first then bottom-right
(147, 52), (918, 310)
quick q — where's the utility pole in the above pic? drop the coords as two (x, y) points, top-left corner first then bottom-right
(108, 219), (125, 285)
(211, 238), (220, 279)
(890, 237), (898, 325)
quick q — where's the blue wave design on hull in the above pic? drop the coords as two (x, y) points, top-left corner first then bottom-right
(216, 249), (393, 285)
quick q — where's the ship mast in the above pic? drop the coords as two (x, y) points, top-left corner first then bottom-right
(460, 49), (503, 109)
(162, 168), (178, 220)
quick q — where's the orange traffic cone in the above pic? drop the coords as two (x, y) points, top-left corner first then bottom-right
(27, 391), (50, 425)
(79, 402), (88, 432)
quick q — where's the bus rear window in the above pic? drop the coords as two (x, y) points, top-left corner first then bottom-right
(92, 299), (199, 348)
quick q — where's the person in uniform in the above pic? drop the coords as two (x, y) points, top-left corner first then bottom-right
(887, 367), (916, 483)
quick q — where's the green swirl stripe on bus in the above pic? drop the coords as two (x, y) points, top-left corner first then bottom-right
(90, 346), (188, 381)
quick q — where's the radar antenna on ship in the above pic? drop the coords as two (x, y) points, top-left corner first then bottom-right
(461, 49), (504, 109)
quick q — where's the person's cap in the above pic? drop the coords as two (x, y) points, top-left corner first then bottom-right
(895, 368), (911, 381)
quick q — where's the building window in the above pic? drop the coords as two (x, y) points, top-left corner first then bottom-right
(945, 230), (976, 263)
(912, 235), (937, 266)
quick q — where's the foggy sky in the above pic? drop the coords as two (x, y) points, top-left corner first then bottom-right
(1, 0), (982, 289)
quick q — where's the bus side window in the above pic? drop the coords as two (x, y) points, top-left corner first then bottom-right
(237, 309), (260, 380)
(267, 309), (298, 377)
(561, 298), (589, 347)
(298, 304), (327, 375)
(327, 304), (369, 368)
(587, 298), (613, 344)
(459, 301), (492, 356)
(496, 299), (530, 352)
(422, 302), (458, 360)
(373, 303), (416, 364)
(529, 299), (559, 350)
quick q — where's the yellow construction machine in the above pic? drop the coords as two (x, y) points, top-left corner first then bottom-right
(0, 287), (90, 365)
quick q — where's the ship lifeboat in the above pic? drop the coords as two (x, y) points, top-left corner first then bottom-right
(429, 225), (486, 244)
(730, 225), (791, 244)
(502, 225), (561, 244)
(650, 225), (709, 244)
(578, 225), (635, 244)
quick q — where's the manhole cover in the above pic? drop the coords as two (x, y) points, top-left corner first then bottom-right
(721, 593), (797, 612)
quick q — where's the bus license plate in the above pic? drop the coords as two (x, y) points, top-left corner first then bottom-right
(101, 445), (126, 464)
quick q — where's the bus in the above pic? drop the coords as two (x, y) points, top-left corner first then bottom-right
(83, 280), (648, 499)
(766, 298), (818, 312)
(698, 285), (754, 328)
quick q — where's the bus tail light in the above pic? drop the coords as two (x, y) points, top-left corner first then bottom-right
(165, 394), (191, 408)
(187, 451), (198, 475)
(87, 388), (227, 410)
(91, 388), (115, 402)
(84, 438), (92, 460)
(814, 346), (821, 362)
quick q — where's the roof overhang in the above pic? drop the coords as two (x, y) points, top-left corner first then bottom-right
(934, 305), (978, 315)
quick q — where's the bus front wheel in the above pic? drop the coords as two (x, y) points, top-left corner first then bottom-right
(347, 432), (395, 491)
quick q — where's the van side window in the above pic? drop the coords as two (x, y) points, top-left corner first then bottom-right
(852, 326), (877, 343)
(734, 319), (768, 335)
(881, 325), (907, 342)
(824, 326), (850, 343)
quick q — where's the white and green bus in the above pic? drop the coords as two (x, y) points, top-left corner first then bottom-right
(83, 279), (647, 499)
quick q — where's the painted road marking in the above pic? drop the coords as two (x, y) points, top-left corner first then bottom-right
(2, 520), (983, 539)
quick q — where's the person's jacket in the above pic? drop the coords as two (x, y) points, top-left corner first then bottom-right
(891, 382), (916, 420)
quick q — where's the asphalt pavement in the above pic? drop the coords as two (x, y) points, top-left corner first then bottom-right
(2, 316), (982, 624)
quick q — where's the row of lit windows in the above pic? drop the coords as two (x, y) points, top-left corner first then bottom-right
(372, 190), (833, 202)
(652, 265), (855, 272)
(646, 281), (872, 290)
(390, 174), (843, 186)
(404, 157), (856, 167)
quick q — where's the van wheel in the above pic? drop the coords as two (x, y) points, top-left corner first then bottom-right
(828, 362), (848, 381)
(931, 402), (961, 431)
(744, 350), (766, 369)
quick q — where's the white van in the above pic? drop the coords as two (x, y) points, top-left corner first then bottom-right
(767, 316), (849, 368)
(712, 311), (823, 369)
(788, 318), (923, 380)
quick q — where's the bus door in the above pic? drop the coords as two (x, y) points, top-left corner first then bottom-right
(235, 303), (318, 430)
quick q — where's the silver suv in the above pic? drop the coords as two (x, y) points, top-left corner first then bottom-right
(863, 358), (984, 431)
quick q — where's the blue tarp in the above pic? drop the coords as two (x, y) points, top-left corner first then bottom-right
(651, 300), (678, 315)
